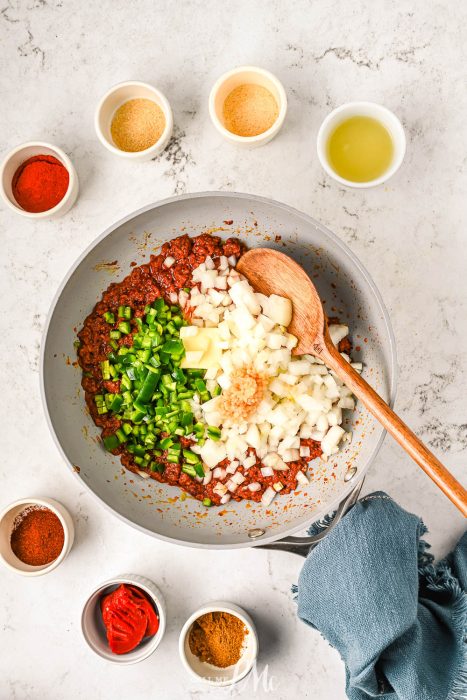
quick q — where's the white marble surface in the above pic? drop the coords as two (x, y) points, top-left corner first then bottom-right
(1, 1), (466, 698)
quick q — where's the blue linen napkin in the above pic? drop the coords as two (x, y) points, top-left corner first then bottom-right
(295, 491), (467, 700)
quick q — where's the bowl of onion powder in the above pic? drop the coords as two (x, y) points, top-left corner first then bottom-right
(209, 66), (287, 147)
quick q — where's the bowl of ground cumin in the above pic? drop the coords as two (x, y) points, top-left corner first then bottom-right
(179, 602), (258, 686)
(0, 497), (74, 576)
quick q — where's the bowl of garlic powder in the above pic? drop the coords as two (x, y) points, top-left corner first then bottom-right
(209, 66), (287, 147)
(95, 81), (173, 161)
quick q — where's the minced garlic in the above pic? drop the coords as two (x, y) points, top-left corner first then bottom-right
(222, 84), (279, 137)
(220, 365), (267, 424)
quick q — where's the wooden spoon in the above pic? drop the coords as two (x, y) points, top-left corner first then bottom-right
(237, 248), (467, 516)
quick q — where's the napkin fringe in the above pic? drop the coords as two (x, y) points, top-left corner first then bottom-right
(416, 520), (434, 569)
(291, 511), (338, 600)
(306, 511), (336, 538)
(292, 507), (433, 601)
(420, 558), (467, 700)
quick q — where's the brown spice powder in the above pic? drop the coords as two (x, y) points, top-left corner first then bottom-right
(189, 611), (247, 668)
(111, 98), (166, 152)
(220, 365), (267, 423)
(223, 84), (279, 137)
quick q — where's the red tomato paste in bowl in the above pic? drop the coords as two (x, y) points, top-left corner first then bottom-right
(101, 583), (159, 655)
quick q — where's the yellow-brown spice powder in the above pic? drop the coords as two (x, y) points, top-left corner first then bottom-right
(188, 611), (247, 668)
(222, 84), (279, 137)
(111, 98), (166, 152)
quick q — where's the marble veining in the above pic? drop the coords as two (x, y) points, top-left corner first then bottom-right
(1, 1), (466, 698)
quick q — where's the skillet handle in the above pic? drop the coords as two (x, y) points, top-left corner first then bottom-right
(257, 479), (363, 557)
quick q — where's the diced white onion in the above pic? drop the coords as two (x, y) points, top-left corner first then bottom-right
(316, 414), (329, 433)
(215, 276), (228, 289)
(338, 397), (356, 410)
(248, 482), (261, 492)
(288, 360), (312, 375)
(281, 448), (300, 462)
(329, 324), (349, 346)
(229, 280), (261, 315)
(242, 455), (257, 470)
(213, 483), (228, 496)
(164, 256), (175, 268)
(245, 424), (261, 450)
(261, 487), (276, 507)
(321, 426), (345, 456)
(184, 258), (357, 484)
(200, 440), (227, 468)
(296, 470), (309, 485)
(262, 294), (292, 327)
(178, 290), (189, 308)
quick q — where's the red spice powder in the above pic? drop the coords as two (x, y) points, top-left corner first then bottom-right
(12, 155), (69, 213)
(10, 506), (64, 566)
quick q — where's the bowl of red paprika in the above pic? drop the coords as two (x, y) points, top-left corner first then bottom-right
(81, 574), (166, 664)
(0, 497), (74, 576)
(0, 141), (79, 219)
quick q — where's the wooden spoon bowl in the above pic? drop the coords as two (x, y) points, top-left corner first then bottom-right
(237, 248), (467, 516)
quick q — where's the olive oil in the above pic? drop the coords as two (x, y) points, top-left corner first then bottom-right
(327, 116), (393, 182)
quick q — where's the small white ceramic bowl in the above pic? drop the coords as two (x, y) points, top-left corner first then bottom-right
(209, 66), (287, 148)
(179, 601), (258, 686)
(317, 101), (406, 188)
(81, 574), (166, 664)
(95, 81), (173, 161)
(0, 497), (74, 576)
(0, 142), (79, 219)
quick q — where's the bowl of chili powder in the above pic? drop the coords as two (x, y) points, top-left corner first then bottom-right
(0, 141), (79, 219)
(179, 602), (258, 686)
(0, 497), (74, 576)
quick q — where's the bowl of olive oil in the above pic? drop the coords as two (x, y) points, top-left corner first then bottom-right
(317, 102), (406, 188)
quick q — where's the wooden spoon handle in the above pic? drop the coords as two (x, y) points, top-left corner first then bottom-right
(321, 340), (467, 517)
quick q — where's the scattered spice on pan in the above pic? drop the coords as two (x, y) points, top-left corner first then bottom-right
(100, 583), (159, 654)
(223, 84), (279, 137)
(10, 506), (64, 566)
(189, 611), (247, 667)
(111, 98), (166, 152)
(12, 155), (69, 213)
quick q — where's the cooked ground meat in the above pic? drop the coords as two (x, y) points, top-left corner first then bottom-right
(77, 233), (328, 505)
